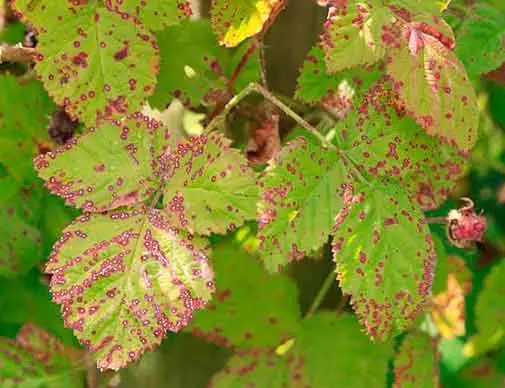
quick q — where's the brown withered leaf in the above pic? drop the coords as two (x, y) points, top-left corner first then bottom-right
(247, 114), (281, 167)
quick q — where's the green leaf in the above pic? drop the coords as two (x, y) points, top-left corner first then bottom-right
(151, 20), (259, 109)
(210, 0), (281, 47)
(0, 325), (83, 388)
(107, 0), (191, 31)
(386, 18), (479, 151)
(0, 76), (55, 180)
(332, 180), (436, 339)
(190, 242), (300, 349)
(0, 272), (75, 344)
(209, 350), (308, 388)
(46, 207), (215, 370)
(393, 331), (439, 387)
(12, 0), (159, 126)
(258, 137), (349, 272)
(295, 45), (381, 107)
(455, 3), (505, 75)
(0, 21), (25, 45)
(39, 193), (79, 257)
(163, 132), (258, 236)
(333, 80), (466, 210)
(460, 358), (505, 388)
(464, 259), (505, 358)
(0, 175), (43, 276)
(321, 1), (393, 73)
(210, 313), (393, 387)
(35, 113), (168, 212)
(297, 313), (393, 387)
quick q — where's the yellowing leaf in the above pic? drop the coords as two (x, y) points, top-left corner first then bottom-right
(431, 256), (472, 339)
(211, 0), (282, 47)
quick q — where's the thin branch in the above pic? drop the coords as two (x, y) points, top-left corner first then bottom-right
(257, 38), (269, 88)
(0, 44), (35, 63)
(206, 82), (334, 149)
(426, 216), (447, 225)
(226, 39), (258, 95)
(305, 270), (336, 319)
(208, 0), (287, 121)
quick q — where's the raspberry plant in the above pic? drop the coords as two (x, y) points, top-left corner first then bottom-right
(1, 0), (505, 386)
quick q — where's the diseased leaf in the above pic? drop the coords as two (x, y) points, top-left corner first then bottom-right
(12, 0), (159, 126)
(258, 137), (351, 272)
(297, 313), (393, 387)
(0, 175), (44, 276)
(210, 0), (282, 47)
(107, 0), (192, 31)
(454, 3), (505, 75)
(190, 242), (300, 349)
(34, 113), (169, 212)
(210, 313), (393, 387)
(163, 132), (258, 235)
(333, 80), (466, 210)
(321, 1), (393, 73)
(432, 239), (471, 339)
(332, 180), (436, 339)
(46, 207), (215, 370)
(388, 0), (449, 15)
(209, 350), (308, 388)
(464, 258), (505, 358)
(151, 20), (259, 108)
(460, 358), (505, 388)
(295, 45), (381, 116)
(0, 324), (83, 387)
(0, 76), (55, 180)
(393, 331), (439, 388)
(386, 16), (479, 151)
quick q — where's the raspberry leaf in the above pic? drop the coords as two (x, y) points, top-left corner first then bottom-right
(107, 0), (191, 31)
(46, 207), (215, 370)
(393, 331), (439, 387)
(332, 180), (436, 339)
(0, 76), (55, 180)
(190, 242), (300, 349)
(210, 313), (393, 387)
(151, 20), (260, 108)
(295, 46), (381, 111)
(333, 81), (466, 210)
(210, 0), (282, 47)
(321, 1), (393, 73)
(454, 3), (505, 75)
(258, 137), (351, 272)
(297, 313), (393, 387)
(0, 325), (83, 387)
(386, 17), (479, 151)
(464, 258), (505, 357)
(0, 175), (43, 276)
(12, 0), (159, 127)
(163, 132), (258, 236)
(35, 113), (168, 212)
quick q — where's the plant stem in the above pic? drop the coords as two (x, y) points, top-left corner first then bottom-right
(426, 216), (447, 225)
(206, 82), (334, 149)
(0, 44), (35, 63)
(305, 270), (336, 319)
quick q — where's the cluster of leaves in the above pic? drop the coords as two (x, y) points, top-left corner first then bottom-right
(1, 0), (505, 386)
